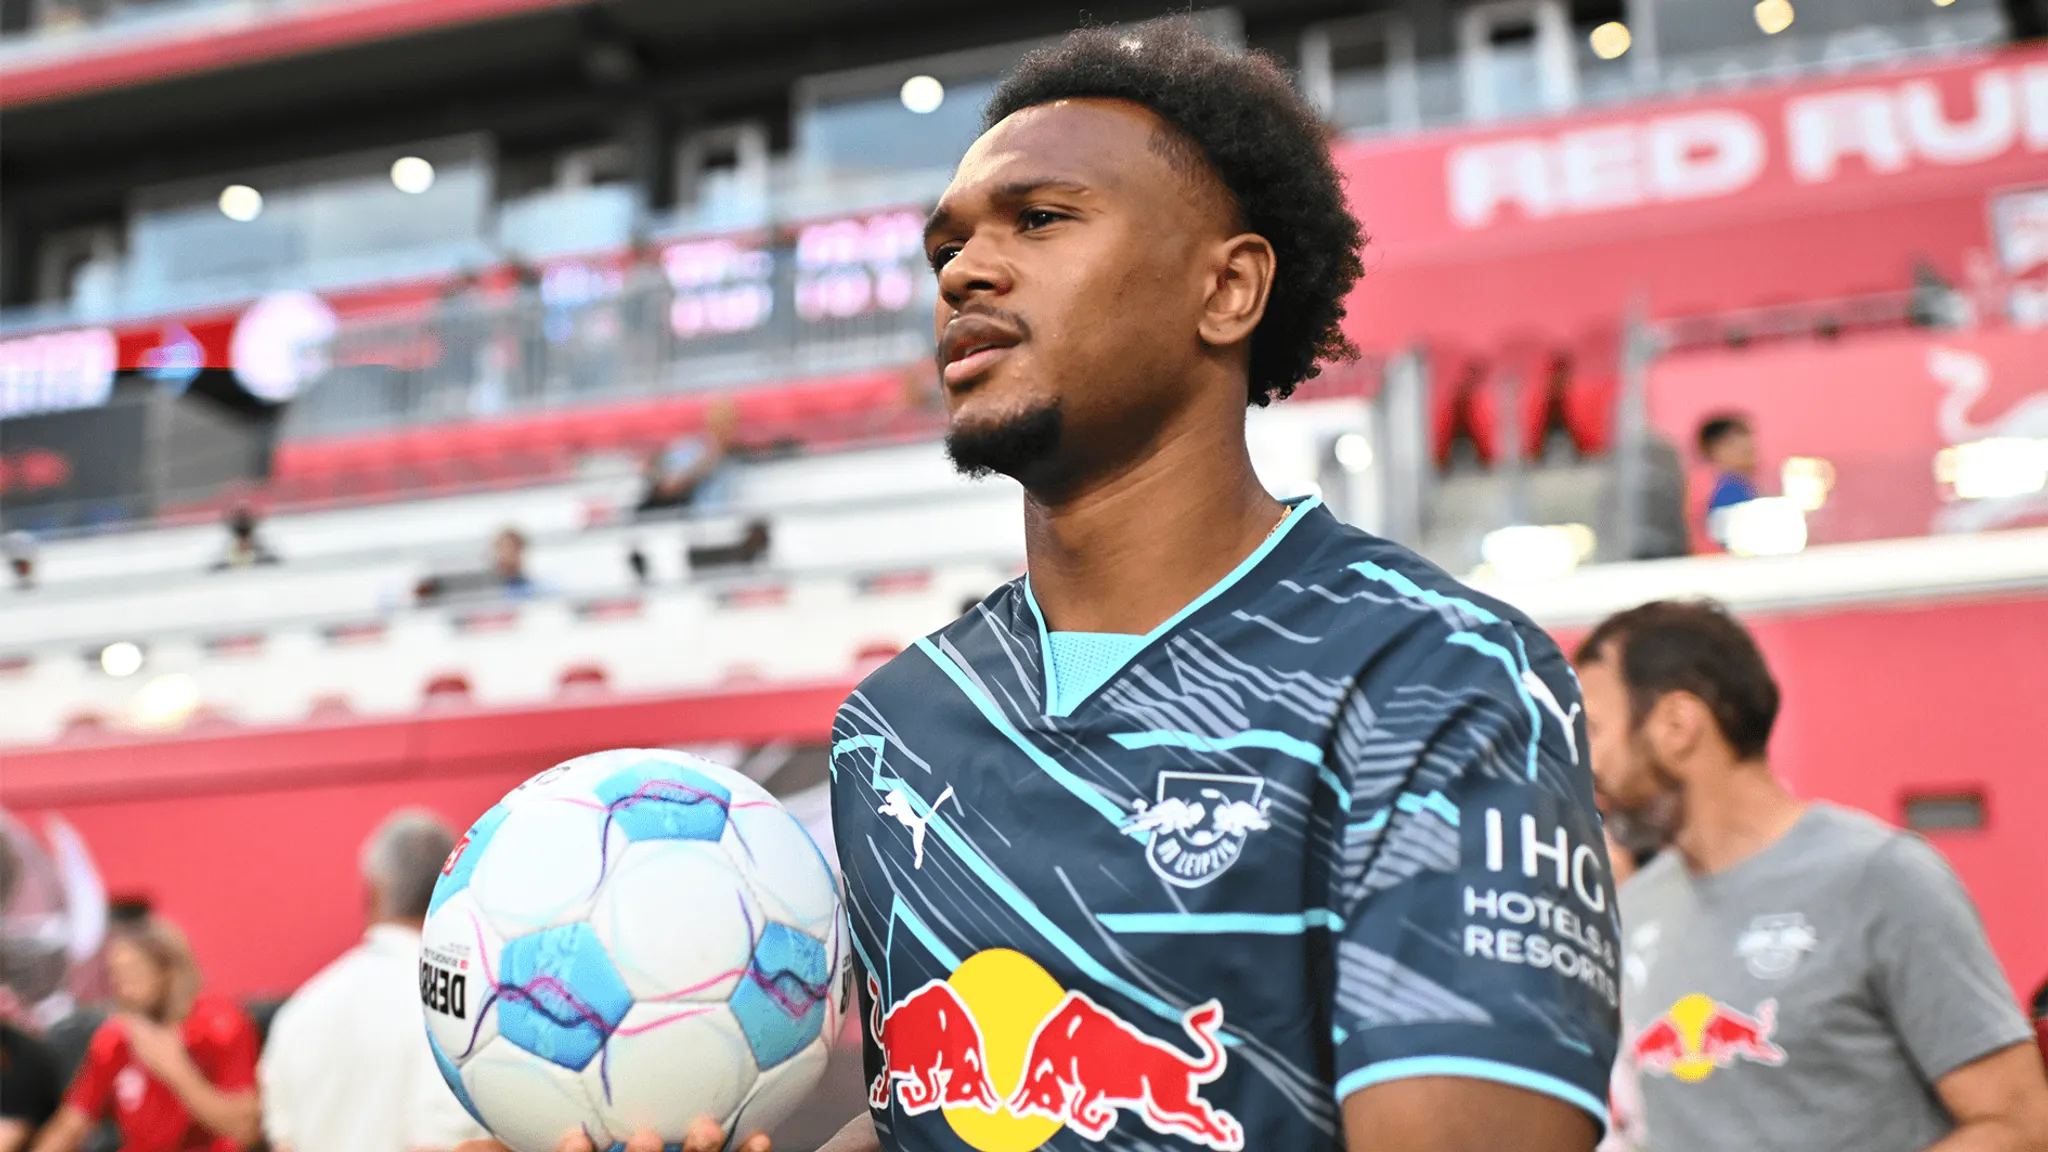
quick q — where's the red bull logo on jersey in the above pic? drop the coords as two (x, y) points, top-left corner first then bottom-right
(1629, 993), (1787, 1083)
(1124, 771), (1272, 889)
(869, 948), (1245, 1151)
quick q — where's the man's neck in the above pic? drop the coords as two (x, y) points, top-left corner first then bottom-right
(1021, 415), (1282, 635)
(1672, 762), (1806, 875)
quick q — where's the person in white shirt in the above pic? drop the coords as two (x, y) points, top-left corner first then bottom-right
(260, 809), (483, 1152)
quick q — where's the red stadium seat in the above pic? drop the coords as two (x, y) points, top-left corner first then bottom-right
(557, 663), (610, 697)
(1425, 346), (1481, 468)
(422, 672), (473, 706)
(1562, 328), (1622, 457)
(307, 693), (355, 721)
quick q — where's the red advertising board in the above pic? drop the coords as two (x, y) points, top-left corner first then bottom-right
(1648, 326), (2048, 545)
(1335, 44), (2048, 352)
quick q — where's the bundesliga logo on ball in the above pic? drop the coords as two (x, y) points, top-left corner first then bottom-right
(418, 749), (848, 1152)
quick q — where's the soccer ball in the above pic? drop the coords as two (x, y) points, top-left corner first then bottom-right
(420, 748), (847, 1152)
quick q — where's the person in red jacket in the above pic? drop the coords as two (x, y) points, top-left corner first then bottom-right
(30, 915), (259, 1152)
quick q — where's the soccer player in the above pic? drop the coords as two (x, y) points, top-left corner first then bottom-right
(462, 18), (1617, 1152)
(1579, 600), (2048, 1152)
(30, 915), (259, 1152)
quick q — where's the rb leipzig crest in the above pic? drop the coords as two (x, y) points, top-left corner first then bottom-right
(1124, 772), (1272, 889)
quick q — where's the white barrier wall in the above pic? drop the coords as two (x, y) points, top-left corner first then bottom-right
(0, 400), (1376, 745)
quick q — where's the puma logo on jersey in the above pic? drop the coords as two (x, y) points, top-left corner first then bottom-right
(1522, 668), (1582, 764)
(879, 785), (955, 868)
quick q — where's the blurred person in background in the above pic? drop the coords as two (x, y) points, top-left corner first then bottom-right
(2033, 978), (2048, 1069)
(208, 508), (279, 573)
(5, 533), (36, 592)
(487, 527), (535, 597)
(415, 527), (538, 604)
(260, 809), (482, 1152)
(1, 835), (63, 1151)
(636, 400), (739, 516)
(1578, 599), (2048, 1152)
(30, 915), (259, 1152)
(1695, 415), (1759, 550)
(1, 1005), (62, 1152)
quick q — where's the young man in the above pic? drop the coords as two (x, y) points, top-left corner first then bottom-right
(260, 810), (484, 1152)
(1578, 600), (2048, 1152)
(464, 20), (1616, 1152)
(1694, 416), (1758, 550)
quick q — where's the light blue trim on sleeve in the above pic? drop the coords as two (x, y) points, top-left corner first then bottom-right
(1026, 495), (1324, 717)
(1333, 1056), (1608, 1126)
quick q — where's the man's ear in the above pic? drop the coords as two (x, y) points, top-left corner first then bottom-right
(1645, 691), (1712, 768)
(1197, 233), (1276, 349)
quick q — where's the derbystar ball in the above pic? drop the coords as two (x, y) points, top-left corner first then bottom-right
(420, 749), (848, 1152)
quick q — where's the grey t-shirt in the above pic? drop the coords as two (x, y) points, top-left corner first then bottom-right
(1614, 802), (2031, 1152)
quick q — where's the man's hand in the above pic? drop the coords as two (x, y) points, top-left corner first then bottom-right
(452, 1117), (769, 1152)
(117, 1014), (198, 1085)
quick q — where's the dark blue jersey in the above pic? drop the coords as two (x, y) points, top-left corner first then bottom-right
(829, 498), (1619, 1152)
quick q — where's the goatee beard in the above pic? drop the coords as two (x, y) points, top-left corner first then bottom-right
(945, 401), (1063, 481)
(1605, 789), (1683, 860)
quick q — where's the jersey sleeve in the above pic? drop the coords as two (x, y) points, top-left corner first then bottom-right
(1862, 834), (2034, 1082)
(63, 1022), (124, 1119)
(1325, 619), (1619, 1128)
(193, 1001), (261, 1093)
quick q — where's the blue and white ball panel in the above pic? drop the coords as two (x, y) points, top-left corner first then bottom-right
(463, 1038), (610, 1152)
(496, 923), (634, 1072)
(429, 802), (512, 918)
(585, 1003), (754, 1141)
(726, 922), (830, 1070)
(419, 888), (504, 1061)
(425, 1028), (486, 1126)
(724, 1038), (829, 1151)
(592, 758), (733, 844)
(470, 796), (619, 939)
(722, 804), (839, 938)
(590, 840), (757, 1002)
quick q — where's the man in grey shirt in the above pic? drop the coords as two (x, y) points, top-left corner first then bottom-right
(1575, 600), (2048, 1152)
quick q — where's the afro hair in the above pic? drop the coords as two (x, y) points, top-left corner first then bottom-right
(982, 17), (1366, 406)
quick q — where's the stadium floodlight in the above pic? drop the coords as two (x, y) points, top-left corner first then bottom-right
(1723, 497), (1808, 557)
(132, 673), (201, 731)
(218, 185), (263, 222)
(1334, 433), (1375, 472)
(900, 75), (945, 114)
(1932, 0), (1956, 6)
(99, 641), (144, 677)
(1589, 22), (1632, 59)
(1754, 0), (1795, 34)
(391, 156), (436, 194)
(1935, 438), (2048, 501)
(1479, 524), (1594, 582)
(1781, 456), (1835, 511)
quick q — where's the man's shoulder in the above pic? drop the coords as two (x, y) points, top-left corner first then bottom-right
(1793, 802), (1917, 873)
(1294, 520), (1559, 677)
(1619, 849), (1686, 908)
(186, 991), (256, 1047)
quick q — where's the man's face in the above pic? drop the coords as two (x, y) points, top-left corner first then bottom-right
(1579, 655), (1681, 853)
(923, 99), (1234, 487)
(1713, 428), (1758, 478)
